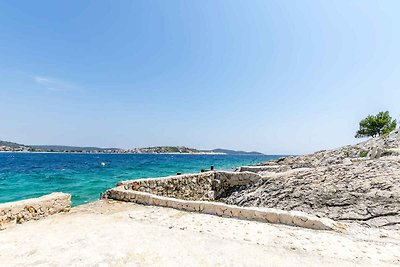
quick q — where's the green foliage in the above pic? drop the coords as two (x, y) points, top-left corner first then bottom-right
(355, 111), (397, 138)
(359, 151), (368, 158)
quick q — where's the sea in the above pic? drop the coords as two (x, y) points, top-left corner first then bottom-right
(0, 153), (281, 206)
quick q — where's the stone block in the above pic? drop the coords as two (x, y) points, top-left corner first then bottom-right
(239, 208), (256, 220)
(198, 203), (205, 212)
(292, 214), (309, 227)
(264, 211), (279, 224)
(254, 209), (266, 221)
(157, 197), (168, 207)
(128, 193), (137, 202)
(278, 212), (294, 226)
(215, 205), (225, 216)
(202, 203), (217, 215)
(222, 208), (233, 217)
(170, 199), (184, 210)
(230, 207), (242, 217)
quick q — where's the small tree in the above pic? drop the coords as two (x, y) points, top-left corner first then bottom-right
(355, 111), (397, 138)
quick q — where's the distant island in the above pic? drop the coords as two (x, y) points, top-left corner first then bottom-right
(0, 140), (263, 155)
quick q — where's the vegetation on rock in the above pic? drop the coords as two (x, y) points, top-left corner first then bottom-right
(355, 111), (397, 138)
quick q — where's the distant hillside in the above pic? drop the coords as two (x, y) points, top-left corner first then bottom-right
(127, 146), (205, 154)
(0, 140), (26, 148)
(0, 140), (120, 153)
(128, 147), (264, 155)
(0, 140), (264, 155)
(210, 149), (264, 155)
(30, 145), (120, 152)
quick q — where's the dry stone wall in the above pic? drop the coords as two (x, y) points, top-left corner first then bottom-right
(104, 171), (345, 231)
(116, 171), (262, 201)
(0, 192), (71, 230)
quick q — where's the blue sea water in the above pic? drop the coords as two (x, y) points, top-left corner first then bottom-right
(0, 153), (281, 206)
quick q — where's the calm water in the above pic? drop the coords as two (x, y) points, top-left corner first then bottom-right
(0, 153), (280, 206)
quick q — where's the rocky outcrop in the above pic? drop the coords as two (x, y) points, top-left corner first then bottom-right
(257, 129), (400, 169)
(223, 130), (400, 229)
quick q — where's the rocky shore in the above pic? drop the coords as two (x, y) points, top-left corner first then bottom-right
(219, 129), (400, 229)
(1, 131), (400, 266)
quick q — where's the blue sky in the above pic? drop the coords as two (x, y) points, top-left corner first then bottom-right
(1, 1), (399, 154)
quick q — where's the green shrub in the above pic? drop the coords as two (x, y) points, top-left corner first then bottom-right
(355, 111), (397, 138)
(359, 151), (368, 158)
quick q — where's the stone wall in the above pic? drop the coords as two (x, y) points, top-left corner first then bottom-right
(237, 165), (291, 173)
(104, 171), (346, 231)
(105, 186), (345, 231)
(115, 171), (262, 201)
(0, 192), (71, 230)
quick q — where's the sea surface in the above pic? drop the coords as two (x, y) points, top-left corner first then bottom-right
(0, 153), (281, 206)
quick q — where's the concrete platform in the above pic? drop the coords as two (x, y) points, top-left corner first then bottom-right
(0, 200), (399, 266)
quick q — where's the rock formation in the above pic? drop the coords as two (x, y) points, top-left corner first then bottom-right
(220, 129), (400, 229)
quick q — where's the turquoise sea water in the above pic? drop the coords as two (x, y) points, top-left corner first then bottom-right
(0, 153), (281, 206)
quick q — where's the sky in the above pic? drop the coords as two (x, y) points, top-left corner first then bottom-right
(1, 1), (399, 154)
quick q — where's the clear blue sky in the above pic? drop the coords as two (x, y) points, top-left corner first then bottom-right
(1, 1), (399, 154)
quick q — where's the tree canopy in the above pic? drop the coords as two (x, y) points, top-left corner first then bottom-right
(355, 111), (397, 138)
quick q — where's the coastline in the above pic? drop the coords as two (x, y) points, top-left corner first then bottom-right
(1, 131), (400, 265)
(0, 151), (226, 155)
